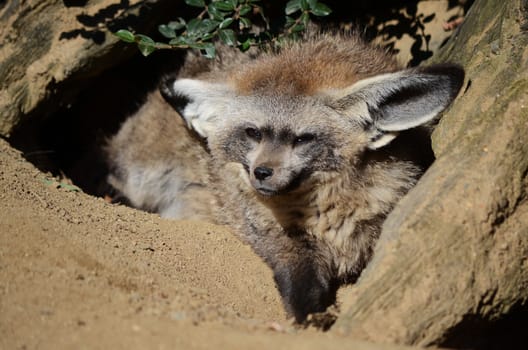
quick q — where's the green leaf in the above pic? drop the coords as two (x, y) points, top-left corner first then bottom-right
(185, 0), (205, 8)
(186, 18), (202, 35)
(285, 0), (301, 15)
(300, 0), (309, 11)
(300, 12), (309, 26)
(135, 34), (155, 44)
(239, 17), (252, 30)
(199, 19), (220, 33)
(158, 24), (177, 39)
(239, 4), (252, 16)
(42, 177), (81, 192)
(61, 183), (81, 192)
(168, 19), (186, 30)
(310, 2), (331, 16)
(285, 15), (296, 26)
(290, 23), (305, 33)
(169, 37), (186, 46)
(114, 29), (135, 43)
(189, 42), (207, 50)
(207, 3), (229, 20)
(306, 0), (318, 9)
(179, 35), (197, 46)
(138, 42), (156, 56)
(203, 43), (216, 58)
(219, 28), (236, 46)
(202, 33), (215, 41)
(214, 1), (236, 11)
(219, 17), (234, 29)
(239, 38), (252, 51)
(135, 34), (156, 56)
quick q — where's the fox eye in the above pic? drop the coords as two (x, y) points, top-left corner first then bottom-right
(245, 127), (262, 142)
(293, 133), (316, 146)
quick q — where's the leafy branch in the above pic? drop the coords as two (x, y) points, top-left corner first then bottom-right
(114, 0), (331, 58)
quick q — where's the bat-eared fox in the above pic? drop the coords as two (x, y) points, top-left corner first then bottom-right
(106, 31), (464, 323)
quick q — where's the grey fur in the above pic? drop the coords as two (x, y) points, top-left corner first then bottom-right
(106, 32), (464, 322)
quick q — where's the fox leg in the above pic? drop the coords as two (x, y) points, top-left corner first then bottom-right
(253, 233), (338, 323)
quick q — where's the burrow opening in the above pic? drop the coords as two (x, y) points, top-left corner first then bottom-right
(8, 0), (468, 197)
(10, 2), (524, 350)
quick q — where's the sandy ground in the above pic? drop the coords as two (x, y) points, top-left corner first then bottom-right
(0, 138), (424, 349)
(0, 1), (468, 347)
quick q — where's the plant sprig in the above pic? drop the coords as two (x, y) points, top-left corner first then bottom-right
(114, 0), (331, 58)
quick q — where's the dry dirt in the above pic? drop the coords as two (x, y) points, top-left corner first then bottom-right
(0, 1), (471, 348)
(0, 138), (422, 349)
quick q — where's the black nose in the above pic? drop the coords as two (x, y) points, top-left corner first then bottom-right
(254, 166), (274, 180)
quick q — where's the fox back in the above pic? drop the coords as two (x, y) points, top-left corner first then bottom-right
(107, 32), (464, 323)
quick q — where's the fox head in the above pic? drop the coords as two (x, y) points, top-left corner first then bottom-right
(162, 57), (464, 197)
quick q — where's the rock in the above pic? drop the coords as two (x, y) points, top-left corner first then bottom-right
(334, 0), (528, 348)
(0, 0), (175, 136)
(2, 0), (526, 348)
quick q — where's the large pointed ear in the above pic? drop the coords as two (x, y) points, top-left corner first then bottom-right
(329, 64), (465, 149)
(160, 77), (235, 138)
